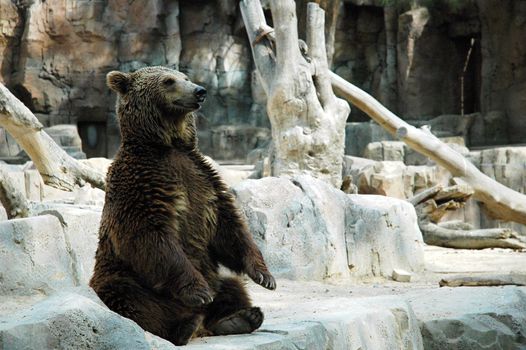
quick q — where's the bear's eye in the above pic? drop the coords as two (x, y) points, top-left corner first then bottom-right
(163, 78), (176, 86)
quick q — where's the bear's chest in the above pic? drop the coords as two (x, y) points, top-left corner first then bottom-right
(169, 152), (218, 246)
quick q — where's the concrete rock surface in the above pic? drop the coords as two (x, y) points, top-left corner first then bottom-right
(0, 204), (101, 296)
(408, 286), (526, 350)
(233, 176), (350, 281)
(233, 175), (424, 281)
(346, 194), (425, 278)
(0, 287), (157, 350)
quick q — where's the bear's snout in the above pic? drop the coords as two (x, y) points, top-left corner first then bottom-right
(194, 86), (207, 102)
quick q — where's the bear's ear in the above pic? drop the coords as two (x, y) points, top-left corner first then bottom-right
(107, 71), (130, 94)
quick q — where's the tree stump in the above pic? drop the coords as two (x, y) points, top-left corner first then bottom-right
(241, 0), (350, 187)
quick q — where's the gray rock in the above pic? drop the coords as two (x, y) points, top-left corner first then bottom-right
(350, 159), (449, 199)
(346, 194), (425, 279)
(44, 125), (83, 150)
(361, 137), (468, 166)
(233, 176), (350, 281)
(363, 141), (405, 162)
(475, 146), (526, 236)
(233, 175), (424, 281)
(0, 215), (76, 295)
(408, 286), (526, 350)
(187, 290), (423, 350)
(345, 122), (394, 157)
(200, 125), (270, 162)
(0, 205), (101, 295)
(0, 288), (153, 350)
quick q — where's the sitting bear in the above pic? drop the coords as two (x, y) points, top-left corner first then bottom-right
(90, 66), (276, 346)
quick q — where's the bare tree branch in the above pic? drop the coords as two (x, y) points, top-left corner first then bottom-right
(331, 72), (526, 225)
(421, 223), (526, 250)
(0, 83), (105, 191)
(306, 3), (336, 110)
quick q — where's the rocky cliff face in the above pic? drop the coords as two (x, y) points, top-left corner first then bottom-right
(0, 0), (525, 158)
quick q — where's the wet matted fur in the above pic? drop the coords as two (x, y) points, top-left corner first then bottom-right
(90, 66), (275, 346)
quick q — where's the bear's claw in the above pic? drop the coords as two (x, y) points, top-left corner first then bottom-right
(179, 285), (214, 307)
(250, 270), (276, 290)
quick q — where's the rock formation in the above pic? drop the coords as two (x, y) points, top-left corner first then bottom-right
(0, 0), (525, 158)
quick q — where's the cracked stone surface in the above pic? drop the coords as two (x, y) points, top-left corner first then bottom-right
(233, 175), (424, 281)
(0, 179), (524, 349)
(0, 204), (101, 296)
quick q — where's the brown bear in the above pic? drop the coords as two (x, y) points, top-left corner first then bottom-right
(89, 66), (276, 346)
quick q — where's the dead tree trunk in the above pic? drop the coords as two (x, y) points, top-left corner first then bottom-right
(241, 0), (350, 188)
(0, 83), (105, 191)
(331, 73), (526, 226)
(296, 0), (341, 66)
(410, 185), (526, 250)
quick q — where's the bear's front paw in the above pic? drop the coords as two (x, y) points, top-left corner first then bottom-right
(178, 282), (214, 307)
(248, 269), (276, 290)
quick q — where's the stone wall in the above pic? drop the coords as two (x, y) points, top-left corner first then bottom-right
(0, 0), (525, 158)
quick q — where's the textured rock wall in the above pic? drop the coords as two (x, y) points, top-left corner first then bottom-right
(0, 0), (182, 158)
(477, 0), (526, 144)
(0, 0), (525, 158)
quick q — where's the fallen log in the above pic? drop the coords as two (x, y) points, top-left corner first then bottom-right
(440, 274), (526, 287)
(410, 185), (526, 250)
(421, 222), (526, 250)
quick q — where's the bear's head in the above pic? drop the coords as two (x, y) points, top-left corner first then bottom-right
(107, 66), (206, 149)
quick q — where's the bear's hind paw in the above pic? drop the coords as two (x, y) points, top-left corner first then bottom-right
(208, 307), (264, 335)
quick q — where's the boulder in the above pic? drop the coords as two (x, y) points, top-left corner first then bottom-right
(233, 175), (424, 281)
(0, 128), (22, 158)
(188, 294), (423, 350)
(233, 176), (350, 281)
(468, 111), (510, 146)
(34, 204), (102, 285)
(346, 194), (425, 279)
(362, 138), (468, 166)
(0, 205), (101, 295)
(0, 215), (75, 295)
(204, 156), (256, 187)
(475, 146), (526, 236)
(200, 125), (270, 162)
(80, 157), (113, 176)
(0, 288), (159, 350)
(0, 164), (44, 203)
(345, 122), (394, 157)
(408, 286), (526, 350)
(347, 158), (448, 199)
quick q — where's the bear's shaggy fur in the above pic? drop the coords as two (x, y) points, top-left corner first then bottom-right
(89, 66), (275, 345)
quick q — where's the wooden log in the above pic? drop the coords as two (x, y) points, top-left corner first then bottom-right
(241, 0), (350, 187)
(0, 83), (105, 191)
(330, 72), (526, 226)
(440, 274), (526, 287)
(421, 222), (526, 250)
